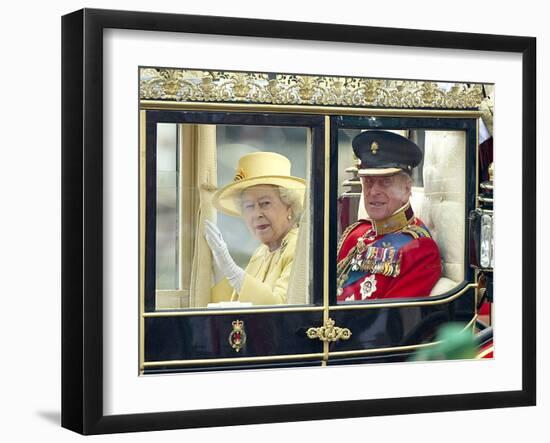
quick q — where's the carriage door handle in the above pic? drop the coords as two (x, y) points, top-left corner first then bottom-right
(306, 318), (352, 343)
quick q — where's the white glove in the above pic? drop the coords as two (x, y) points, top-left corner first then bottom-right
(209, 251), (225, 286)
(204, 220), (245, 291)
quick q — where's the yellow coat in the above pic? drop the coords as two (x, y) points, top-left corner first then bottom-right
(211, 228), (298, 305)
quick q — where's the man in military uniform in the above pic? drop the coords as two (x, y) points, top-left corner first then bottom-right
(337, 130), (441, 301)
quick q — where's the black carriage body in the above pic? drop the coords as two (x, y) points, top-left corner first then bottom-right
(141, 105), (479, 374)
(144, 290), (475, 373)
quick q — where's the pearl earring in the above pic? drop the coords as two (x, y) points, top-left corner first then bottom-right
(287, 214), (292, 220)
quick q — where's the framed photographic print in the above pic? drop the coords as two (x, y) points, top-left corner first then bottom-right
(61, 8), (536, 435)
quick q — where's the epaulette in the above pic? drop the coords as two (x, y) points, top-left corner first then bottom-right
(400, 224), (432, 239)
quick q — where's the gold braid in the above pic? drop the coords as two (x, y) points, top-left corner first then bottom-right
(336, 221), (367, 277)
(337, 221), (363, 257)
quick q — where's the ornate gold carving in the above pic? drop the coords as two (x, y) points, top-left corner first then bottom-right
(307, 318), (352, 343)
(480, 86), (494, 136)
(140, 68), (484, 109)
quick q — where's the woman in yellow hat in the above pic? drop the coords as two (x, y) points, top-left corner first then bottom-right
(205, 151), (306, 305)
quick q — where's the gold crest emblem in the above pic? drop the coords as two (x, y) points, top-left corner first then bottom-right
(370, 141), (379, 155)
(228, 320), (247, 352)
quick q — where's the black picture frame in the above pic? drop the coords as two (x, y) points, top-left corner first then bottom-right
(61, 8), (536, 435)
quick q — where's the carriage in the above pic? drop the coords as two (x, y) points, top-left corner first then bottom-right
(139, 68), (494, 374)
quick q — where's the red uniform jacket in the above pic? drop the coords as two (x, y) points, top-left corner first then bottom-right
(337, 217), (441, 301)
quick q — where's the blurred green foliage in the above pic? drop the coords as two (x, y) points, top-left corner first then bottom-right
(412, 323), (477, 361)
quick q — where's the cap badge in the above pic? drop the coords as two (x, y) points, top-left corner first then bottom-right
(370, 141), (379, 155)
(233, 168), (246, 182)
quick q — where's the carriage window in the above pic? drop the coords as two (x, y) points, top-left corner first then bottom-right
(336, 127), (466, 303)
(152, 123), (312, 310)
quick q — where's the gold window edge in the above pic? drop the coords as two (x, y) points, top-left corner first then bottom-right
(143, 306), (325, 318)
(142, 284), (475, 318)
(329, 283), (477, 311)
(140, 100), (482, 118)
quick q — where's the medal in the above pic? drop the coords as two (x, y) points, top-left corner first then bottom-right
(359, 275), (377, 299)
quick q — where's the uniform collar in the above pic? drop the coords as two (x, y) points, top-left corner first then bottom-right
(371, 202), (414, 236)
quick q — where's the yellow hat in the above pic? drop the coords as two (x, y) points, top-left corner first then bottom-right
(213, 152), (306, 217)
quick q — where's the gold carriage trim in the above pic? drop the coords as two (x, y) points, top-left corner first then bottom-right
(139, 68), (484, 109)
